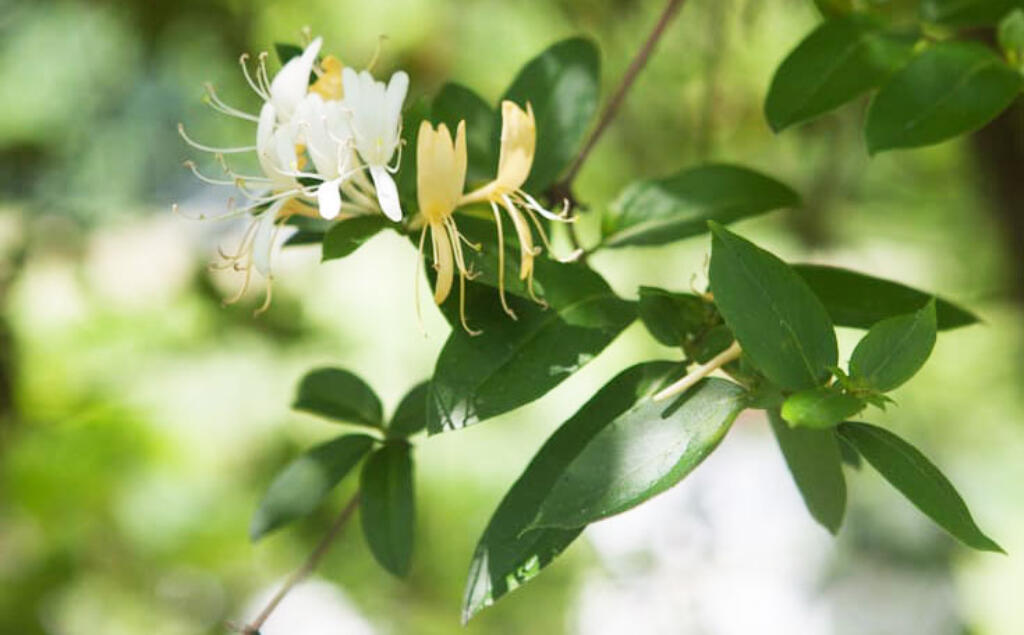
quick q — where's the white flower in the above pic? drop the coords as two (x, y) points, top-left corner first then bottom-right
(268, 37), (322, 122)
(294, 93), (358, 219)
(342, 68), (409, 221)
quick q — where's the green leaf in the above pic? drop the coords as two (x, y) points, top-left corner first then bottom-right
(637, 286), (715, 348)
(432, 83), (498, 184)
(321, 216), (390, 261)
(396, 97), (431, 212)
(781, 386), (865, 429)
(462, 362), (675, 623)
(438, 215), (612, 311)
(921, 0), (1024, 27)
(838, 422), (1003, 552)
(768, 409), (847, 534)
(293, 368), (384, 428)
(865, 41), (1022, 153)
(250, 434), (374, 540)
(603, 165), (800, 248)
(388, 381), (429, 438)
(765, 16), (917, 131)
(427, 270), (636, 432)
(792, 263), (978, 330)
(360, 441), (415, 576)
(275, 43), (304, 65)
(530, 378), (747, 529)
(850, 300), (937, 392)
(502, 37), (600, 192)
(709, 223), (838, 391)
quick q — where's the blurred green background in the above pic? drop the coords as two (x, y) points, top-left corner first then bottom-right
(1, 0), (1022, 633)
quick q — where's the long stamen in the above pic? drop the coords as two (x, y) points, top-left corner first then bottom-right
(365, 35), (388, 71)
(203, 83), (261, 122)
(490, 201), (517, 319)
(414, 225), (428, 336)
(447, 223), (480, 336)
(238, 55), (270, 101)
(214, 154), (273, 184)
(178, 123), (256, 154)
(257, 52), (273, 96)
(184, 160), (239, 187)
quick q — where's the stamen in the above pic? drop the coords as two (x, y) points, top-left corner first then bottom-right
(414, 225), (428, 336)
(489, 201), (517, 320)
(237, 55), (270, 101)
(184, 160), (239, 187)
(203, 83), (261, 122)
(178, 123), (256, 154)
(257, 52), (272, 96)
(365, 35), (388, 72)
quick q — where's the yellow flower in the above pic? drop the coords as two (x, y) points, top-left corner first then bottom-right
(416, 120), (479, 334)
(461, 100), (569, 317)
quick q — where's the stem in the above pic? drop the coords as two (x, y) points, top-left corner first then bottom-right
(559, 0), (687, 188)
(652, 341), (741, 402)
(239, 492), (361, 634)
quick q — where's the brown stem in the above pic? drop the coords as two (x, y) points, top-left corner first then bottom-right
(238, 492), (361, 634)
(559, 0), (687, 188)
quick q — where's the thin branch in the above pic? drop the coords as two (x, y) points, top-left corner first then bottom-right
(560, 0), (687, 188)
(652, 341), (742, 402)
(237, 492), (361, 634)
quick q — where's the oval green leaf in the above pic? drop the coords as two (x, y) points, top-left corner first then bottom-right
(866, 41), (1022, 154)
(850, 300), (937, 392)
(765, 16), (916, 131)
(781, 386), (865, 429)
(250, 434), (374, 540)
(293, 367), (384, 428)
(838, 422), (1003, 552)
(428, 283), (635, 433)
(768, 409), (847, 534)
(637, 286), (716, 349)
(792, 263), (978, 330)
(360, 441), (415, 576)
(603, 164), (800, 248)
(462, 361), (678, 623)
(322, 216), (390, 261)
(387, 381), (429, 438)
(502, 37), (600, 192)
(530, 377), (746, 530)
(709, 223), (838, 391)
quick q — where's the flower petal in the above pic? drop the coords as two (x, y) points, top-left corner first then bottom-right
(317, 178), (343, 219)
(252, 200), (285, 276)
(370, 165), (402, 221)
(269, 37), (322, 120)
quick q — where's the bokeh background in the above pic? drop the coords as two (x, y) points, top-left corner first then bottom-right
(1, 0), (1022, 633)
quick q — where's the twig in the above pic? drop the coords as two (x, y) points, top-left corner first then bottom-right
(559, 0), (687, 188)
(653, 341), (741, 402)
(237, 492), (361, 634)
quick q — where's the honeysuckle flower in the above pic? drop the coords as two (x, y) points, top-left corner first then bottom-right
(294, 93), (358, 219)
(416, 120), (478, 334)
(268, 37), (323, 122)
(461, 100), (570, 317)
(178, 34), (413, 312)
(342, 67), (409, 222)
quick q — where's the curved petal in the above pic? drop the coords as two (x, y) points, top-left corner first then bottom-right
(369, 164), (402, 221)
(317, 178), (343, 219)
(269, 37), (322, 120)
(253, 200), (285, 276)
